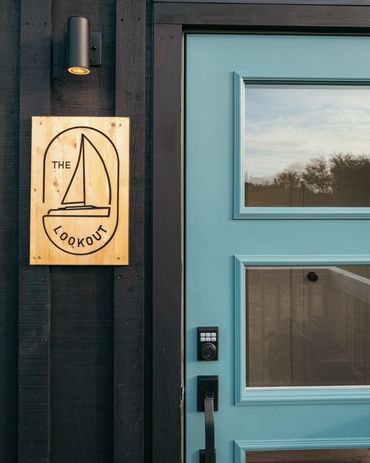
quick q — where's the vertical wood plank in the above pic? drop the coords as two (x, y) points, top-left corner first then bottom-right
(50, 2), (116, 462)
(50, 269), (114, 463)
(114, 1), (148, 461)
(0, 1), (19, 461)
(18, 1), (52, 462)
(153, 23), (183, 463)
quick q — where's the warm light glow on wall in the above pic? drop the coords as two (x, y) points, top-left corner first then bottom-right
(68, 66), (90, 76)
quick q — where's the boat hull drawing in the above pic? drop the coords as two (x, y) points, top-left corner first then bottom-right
(47, 205), (111, 217)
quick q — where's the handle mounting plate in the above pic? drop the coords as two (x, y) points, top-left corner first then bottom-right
(197, 375), (219, 411)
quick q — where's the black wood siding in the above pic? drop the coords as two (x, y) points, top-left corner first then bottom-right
(0, 1), (19, 462)
(1, 0), (150, 462)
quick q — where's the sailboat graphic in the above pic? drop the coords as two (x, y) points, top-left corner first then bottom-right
(47, 134), (111, 217)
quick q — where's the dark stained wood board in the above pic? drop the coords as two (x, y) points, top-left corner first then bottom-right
(18, 1), (52, 462)
(154, 3), (370, 27)
(114, 0), (148, 462)
(50, 1), (116, 462)
(152, 23), (184, 463)
(0, 1), (19, 462)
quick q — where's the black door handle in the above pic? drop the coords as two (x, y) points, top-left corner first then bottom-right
(201, 392), (216, 463)
(198, 376), (218, 463)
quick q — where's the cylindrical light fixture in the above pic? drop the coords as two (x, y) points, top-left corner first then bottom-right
(67, 16), (90, 75)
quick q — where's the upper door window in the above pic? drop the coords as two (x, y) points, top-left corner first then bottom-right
(244, 84), (370, 208)
(235, 76), (370, 218)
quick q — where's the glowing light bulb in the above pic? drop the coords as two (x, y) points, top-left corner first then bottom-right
(68, 66), (90, 75)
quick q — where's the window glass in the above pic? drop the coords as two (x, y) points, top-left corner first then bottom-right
(244, 85), (370, 207)
(246, 266), (370, 387)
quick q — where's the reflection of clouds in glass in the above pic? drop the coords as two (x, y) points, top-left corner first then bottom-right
(245, 86), (370, 178)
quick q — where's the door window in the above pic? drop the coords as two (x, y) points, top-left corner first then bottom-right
(243, 84), (370, 208)
(246, 266), (370, 387)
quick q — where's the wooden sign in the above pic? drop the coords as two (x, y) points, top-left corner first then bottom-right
(30, 116), (129, 265)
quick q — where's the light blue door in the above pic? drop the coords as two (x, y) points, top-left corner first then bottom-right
(186, 34), (370, 463)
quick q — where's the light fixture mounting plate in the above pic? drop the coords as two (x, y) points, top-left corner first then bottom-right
(90, 31), (102, 67)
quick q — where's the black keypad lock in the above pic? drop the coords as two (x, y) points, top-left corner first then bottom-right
(197, 327), (219, 361)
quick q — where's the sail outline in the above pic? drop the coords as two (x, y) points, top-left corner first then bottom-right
(61, 134), (112, 207)
(61, 134), (85, 205)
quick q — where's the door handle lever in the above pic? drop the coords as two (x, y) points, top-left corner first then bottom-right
(201, 392), (216, 463)
(198, 376), (218, 463)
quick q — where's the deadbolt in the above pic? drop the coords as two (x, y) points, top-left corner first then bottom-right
(201, 343), (217, 361)
(198, 327), (219, 361)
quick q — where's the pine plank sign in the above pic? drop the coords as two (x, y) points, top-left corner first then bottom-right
(30, 117), (129, 265)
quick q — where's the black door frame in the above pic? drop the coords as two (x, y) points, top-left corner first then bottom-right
(152, 2), (370, 462)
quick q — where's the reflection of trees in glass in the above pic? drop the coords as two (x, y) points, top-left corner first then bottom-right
(274, 168), (302, 190)
(302, 157), (332, 194)
(330, 154), (370, 205)
(245, 153), (370, 206)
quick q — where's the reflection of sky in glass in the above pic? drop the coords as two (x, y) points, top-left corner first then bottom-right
(245, 85), (370, 181)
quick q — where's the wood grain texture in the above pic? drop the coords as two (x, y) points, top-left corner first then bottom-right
(153, 23), (183, 463)
(50, 2), (116, 463)
(0, 1), (19, 462)
(18, 1), (52, 462)
(154, 3), (370, 26)
(114, 1), (148, 462)
(30, 116), (129, 265)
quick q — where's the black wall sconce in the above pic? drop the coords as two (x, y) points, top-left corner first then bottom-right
(67, 16), (102, 76)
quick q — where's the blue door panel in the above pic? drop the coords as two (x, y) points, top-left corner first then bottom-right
(186, 34), (370, 463)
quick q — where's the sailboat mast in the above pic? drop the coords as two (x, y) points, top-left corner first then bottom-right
(61, 134), (86, 206)
(82, 134), (86, 206)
